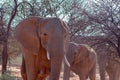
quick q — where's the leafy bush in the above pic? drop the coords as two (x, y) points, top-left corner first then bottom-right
(0, 71), (16, 80)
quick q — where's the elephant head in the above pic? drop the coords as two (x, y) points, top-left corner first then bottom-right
(64, 42), (97, 80)
(64, 42), (95, 66)
(14, 16), (69, 80)
(64, 42), (82, 66)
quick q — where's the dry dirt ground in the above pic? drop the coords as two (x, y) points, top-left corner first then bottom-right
(0, 65), (109, 80)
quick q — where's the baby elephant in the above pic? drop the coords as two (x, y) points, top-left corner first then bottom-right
(21, 46), (51, 80)
(64, 42), (97, 80)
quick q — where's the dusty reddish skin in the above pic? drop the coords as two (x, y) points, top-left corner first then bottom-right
(64, 42), (97, 80)
(14, 16), (69, 80)
(20, 37), (51, 80)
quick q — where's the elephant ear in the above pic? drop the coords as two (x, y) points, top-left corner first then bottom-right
(14, 17), (40, 55)
(73, 50), (81, 64)
(73, 45), (89, 64)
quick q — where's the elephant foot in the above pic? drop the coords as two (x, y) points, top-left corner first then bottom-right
(21, 73), (27, 80)
(37, 73), (49, 80)
(37, 67), (50, 80)
(70, 72), (75, 77)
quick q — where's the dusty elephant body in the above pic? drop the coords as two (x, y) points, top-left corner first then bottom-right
(97, 51), (120, 80)
(106, 58), (120, 80)
(64, 42), (97, 80)
(14, 16), (69, 80)
(21, 46), (51, 80)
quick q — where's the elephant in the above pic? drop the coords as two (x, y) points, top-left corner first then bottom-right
(97, 49), (120, 80)
(21, 45), (51, 80)
(63, 42), (97, 80)
(14, 16), (69, 80)
(106, 58), (120, 80)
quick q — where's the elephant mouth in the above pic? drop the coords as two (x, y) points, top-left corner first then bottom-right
(64, 55), (71, 67)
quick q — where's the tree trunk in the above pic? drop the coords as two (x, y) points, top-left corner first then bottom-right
(2, 41), (8, 74)
(118, 37), (120, 57)
(1, 0), (17, 74)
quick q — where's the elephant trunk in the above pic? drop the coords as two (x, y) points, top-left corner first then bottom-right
(49, 49), (64, 80)
(50, 56), (62, 80)
(63, 61), (70, 80)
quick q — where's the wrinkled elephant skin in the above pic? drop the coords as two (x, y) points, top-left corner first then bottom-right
(64, 42), (97, 80)
(14, 16), (69, 80)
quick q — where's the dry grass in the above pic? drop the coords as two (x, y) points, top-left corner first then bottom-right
(0, 64), (109, 80)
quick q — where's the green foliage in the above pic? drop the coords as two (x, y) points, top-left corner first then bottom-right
(0, 71), (16, 80)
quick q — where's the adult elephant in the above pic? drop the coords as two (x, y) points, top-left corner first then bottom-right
(14, 16), (69, 80)
(97, 49), (120, 80)
(64, 42), (96, 80)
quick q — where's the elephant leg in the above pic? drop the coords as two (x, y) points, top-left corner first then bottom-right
(89, 65), (96, 80)
(106, 67), (120, 80)
(79, 75), (86, 80)
(49, 55), (63, 80)
(37, 74), (48, 80)
(97, 55), (107, 80)
(21, 56), (27, 80)
(63, 62), (70, 80)
(23, 49), (38, 80)
(114, 70), (120, 80)
(107, 71), (113, 80)
(99, 64), (106, 80)
(37, 68), (49, 80)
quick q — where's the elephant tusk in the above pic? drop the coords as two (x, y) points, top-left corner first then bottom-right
(47, 51), (50, 60)
(64, 55), (71, 67)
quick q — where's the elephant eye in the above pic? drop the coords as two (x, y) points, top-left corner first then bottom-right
(64, 34), (67, 38)
(43, 33), (47, 36)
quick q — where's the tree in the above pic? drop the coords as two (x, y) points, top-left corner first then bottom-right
(83, 0), (120, 57)
(0, 0), (18, 74)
